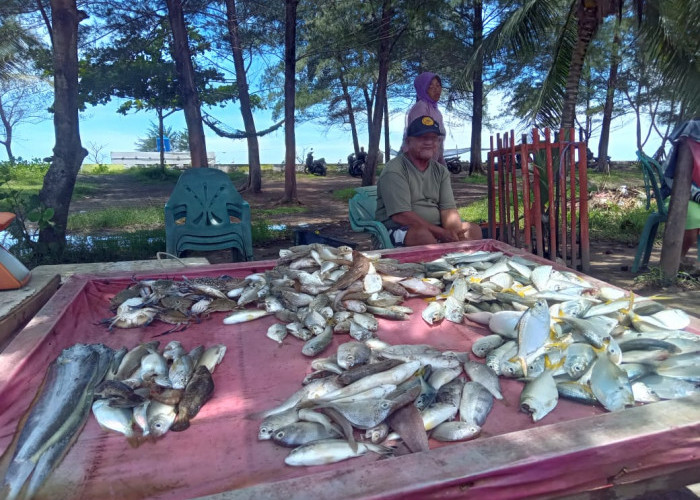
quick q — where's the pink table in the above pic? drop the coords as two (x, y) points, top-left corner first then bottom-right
(1, 240), (698, 499)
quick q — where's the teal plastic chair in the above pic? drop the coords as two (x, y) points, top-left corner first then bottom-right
(348, 186), (394, 250)
(165, 167), (253, 261)
(632, 151), (668, 272)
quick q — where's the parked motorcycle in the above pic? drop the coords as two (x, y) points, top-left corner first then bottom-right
(445, 155), (463, 174)
(347, 152), (366, 177)
(305, 151), (327, 176)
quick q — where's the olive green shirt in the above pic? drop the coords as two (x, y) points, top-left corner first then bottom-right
(375, 153), (456, 230)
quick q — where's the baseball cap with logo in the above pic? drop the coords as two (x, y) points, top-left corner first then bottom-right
(406, 115), (443, 137)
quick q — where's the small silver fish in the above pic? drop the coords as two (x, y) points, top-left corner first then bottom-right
(431, 421), (481, 442)
(520, 371), (559, 422)
(223, 309), (271, 324)
(421, 301), (445, 325)
(284, 439), (392, 466)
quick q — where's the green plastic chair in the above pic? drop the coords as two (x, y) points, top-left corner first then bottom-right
(165, 167), (253, 261)
(632, 151), (668, 272)
(348, 185), (394, 250)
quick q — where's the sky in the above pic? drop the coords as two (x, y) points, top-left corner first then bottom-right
(3, 94), (663, 167)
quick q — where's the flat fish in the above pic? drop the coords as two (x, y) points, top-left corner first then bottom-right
(520, 371), (559, 422)
(272, 421), (340, 447)
(431, 421), (481, 442)
(464, 360), (503, 400)
(459, 381), (494, 426)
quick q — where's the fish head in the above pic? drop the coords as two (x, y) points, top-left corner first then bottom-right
(148, 414), (174, 437)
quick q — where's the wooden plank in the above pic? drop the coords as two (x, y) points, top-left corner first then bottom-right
(0, 269), (60, 351)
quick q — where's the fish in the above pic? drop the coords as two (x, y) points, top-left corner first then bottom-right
(267, 323), (288, 344)
(443, 296), (464, 324)
(321, 361), (421, 401)
(195, 345), (227, 374)
(112, 341), (160, 380)
(520, 371), (559, 422)
(171, 365), (215, 432)
(556, 381), (598, 405)
(414, 375), (437, 411)
(399, 277), (443, 296)
(259, 377), (342, 418)
(562, 343), (596, 379)
(431, 421), (481, 442)
(301, 325), (334, 357)
(588, 354), (634, 412)
(146, 400), (177, 437)
(463, 360), (503, 400)
(435, 377), (465, 408)
(91, 399), (134, 438)
(336, 342), (372, 370)
(365, 423), (390, 444)
(387, 404), (429, 453)
(284, 439), (393, 466)
(337, 359), (403, 386)
(222, 309), (271, 324)
(169, 353), (195, 390)
(326, 250), (371, 292)
(93, 380), (146, 408)
(512, 299), (550, 376)
(314, 398), (396, 429)
(133, 401), (151, 437)
(488, 310), (523, 338)
(1, 343), (112, 500)
(272, 422), (341, 447)
(258, 408), (299, 440)
(427, 367), (462, 391)
(459, 381), (494, 426)
(472, 335), (505, 358)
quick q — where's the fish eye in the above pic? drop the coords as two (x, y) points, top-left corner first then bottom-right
(381, 402), (390, 409)
(275, 431), (285, 439)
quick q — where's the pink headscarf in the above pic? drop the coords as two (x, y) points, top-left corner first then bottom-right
(414, 72), (440, 109)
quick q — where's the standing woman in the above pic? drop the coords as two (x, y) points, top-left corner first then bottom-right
(404, 72), (446, 165)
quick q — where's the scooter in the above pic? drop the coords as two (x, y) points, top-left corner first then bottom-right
(305, 152), (327, 176)
(347, 153), (365, 177)
(445, 155), (462, 174)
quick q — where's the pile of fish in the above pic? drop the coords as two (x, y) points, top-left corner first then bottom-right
(257, 340), (501, 466)
(0, 340), (225, 500)
(245, 245), (700, 467)
(91, 340), (225, 440)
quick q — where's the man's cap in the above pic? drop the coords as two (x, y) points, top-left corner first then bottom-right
(406, 115), (443, 137)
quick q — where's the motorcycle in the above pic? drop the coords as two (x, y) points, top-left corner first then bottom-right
(445, 155), (463, 174)
(305, 152), (327, 176)
(347, 152), (366, 177)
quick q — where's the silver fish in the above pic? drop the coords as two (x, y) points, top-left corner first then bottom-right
(267, 323), (288, 344)
(222, 309), (271, 324)
(427, 367), (462, 391)
(302, 325), (334, 357)
(272, 421), (341, 447)
(258, 408), (299, 440)
(195, 344), (227, 374)
(315, 398), (395, 429)
(563, 343), (596, 379)
(421, 300), (445, 325)
(472, 334), (505, 358)
(284, 439), (392, 466)
(459, 381), (494, 426)
(520, 371), (559, 422)
(169, 353), (194, 390)
(147, 400), (177, 437)
(464, 360), (503, 400)
(337, 341), (372, 370)
(431, 421), (481, 442)
(435, 377), (465, 408)
(513, 299), (550, 376)
(92, 399), (134, 438)
(589, 354), (634, 411)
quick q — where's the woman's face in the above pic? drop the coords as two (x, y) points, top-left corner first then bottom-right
(427, 77), (442, 102)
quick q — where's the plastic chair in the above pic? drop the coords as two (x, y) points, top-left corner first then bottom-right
(165, 168), (253, 261)
(348, 186), (394, 250)
(632, 151), (669, 272)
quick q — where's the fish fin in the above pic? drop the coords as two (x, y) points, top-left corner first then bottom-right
(518, 357), (528, 377)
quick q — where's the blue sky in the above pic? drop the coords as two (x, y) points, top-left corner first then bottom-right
(3, 95), (662, 166)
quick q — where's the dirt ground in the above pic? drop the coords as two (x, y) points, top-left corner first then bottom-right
(72, 170), (699, 315)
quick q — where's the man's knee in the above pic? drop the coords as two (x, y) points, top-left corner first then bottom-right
(462, 222), (482, 240)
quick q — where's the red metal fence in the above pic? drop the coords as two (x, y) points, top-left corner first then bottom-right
(486, 128), (590, 273)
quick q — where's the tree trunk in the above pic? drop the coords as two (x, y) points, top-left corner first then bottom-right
(384, 97), (390, 163)
(337, 62), (359, 156)
(660, 139), (692, 282)
(165, 0), (208, 168)
(469, 0), (483, 175)
(224, 0), (262, 192)
(158, 107), (166, 173)
(282, 0), (299, 202)
(362, 0), (392, 187)
(0, 96), (15, 162)
(37, 0), (87, 259)
(597, 17), (621, 174)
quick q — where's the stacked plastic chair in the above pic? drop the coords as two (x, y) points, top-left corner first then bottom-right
(632, 151), (669, 272)
(348, 186), (394, 250)
(165, 167), (253, 261)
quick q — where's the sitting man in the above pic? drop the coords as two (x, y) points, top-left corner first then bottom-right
(375, 115), (482, 247)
